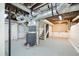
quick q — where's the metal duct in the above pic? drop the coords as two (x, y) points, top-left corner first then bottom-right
(33, 4), (79, 21)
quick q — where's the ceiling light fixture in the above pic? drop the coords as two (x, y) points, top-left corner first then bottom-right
(58, 15), (63, 20)
(55, 3), (63, 20)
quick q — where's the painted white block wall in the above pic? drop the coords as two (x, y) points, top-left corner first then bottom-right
(5, 22), (26, 40)
(11, 23), (18, 40)
(5, 23), (18, 40)
(5, 23), (8, 41)
(52, 32), (69, 39)
(69, 23), (79, 50)
(49, 25), (69, 39)
(18, 24), (26, 39)
(0, 3), (5, 56)
(49, 25), (53, 38)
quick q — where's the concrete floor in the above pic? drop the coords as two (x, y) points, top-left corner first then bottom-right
(5, 38), (79, 56)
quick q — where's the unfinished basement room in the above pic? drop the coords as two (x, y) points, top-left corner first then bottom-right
(5, 3), (79, 56)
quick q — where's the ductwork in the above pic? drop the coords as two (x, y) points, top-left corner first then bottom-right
(33, 4), (79, 21)
(11, 3), (79, 22)
(33, 3), (48, 10)
(11, 3), (46, 16)
(33, 4), (70, 20)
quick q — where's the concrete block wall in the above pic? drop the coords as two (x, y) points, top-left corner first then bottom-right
(5, 23), (27, 40)
(18, 24), (26, 39)
(5, 23), (18, 40)
(52, 32), (69, 39)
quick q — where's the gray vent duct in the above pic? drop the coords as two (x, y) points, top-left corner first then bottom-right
(34, 4), (79, 21)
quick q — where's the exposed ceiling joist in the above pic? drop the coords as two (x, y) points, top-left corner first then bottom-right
(5, 3), (29, 15)
(11, 3), (31, 13)
(29, 3), (37, 8)
(47, 11), (79, 21)
(5, 9), (15, 14)
(48, 20), (69, 24)
(23, 3), (36, 8)
(33, 3), (48, 10)
(72, 15), (79, 22)
(42, 19), (54, 26)
(33, 4), (79, 21)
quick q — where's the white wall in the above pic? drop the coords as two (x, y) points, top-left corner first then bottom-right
(69, 23), (79, 50)
(5, 22), (27, 40)
(0, 3), (5, 56)
(52, 32), (69, 39)
(18, 24), (26, 39)
(5, 23), (18, 40)
(38, 20), (45, 36)
(49, 25), (53, 38)
(49, 24), (69, 39)
(5, 23), (8, 41)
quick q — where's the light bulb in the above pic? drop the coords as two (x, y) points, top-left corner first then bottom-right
(58, 15), (62, 20)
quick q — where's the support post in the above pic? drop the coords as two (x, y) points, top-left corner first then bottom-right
(36, 21), (39, 45)
(17, 23), (19, 40)
(8, 10), (11, 56)
(44, 24), (46, 40)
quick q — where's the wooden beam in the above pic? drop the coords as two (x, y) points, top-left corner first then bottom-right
(47, 10), (79, 22)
